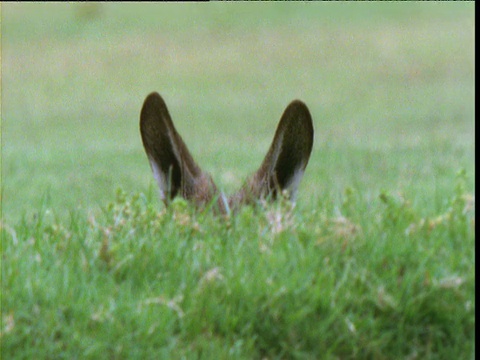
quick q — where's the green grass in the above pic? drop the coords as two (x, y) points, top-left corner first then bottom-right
(1, 3), (475, 359)
(2, 181), (475, 358)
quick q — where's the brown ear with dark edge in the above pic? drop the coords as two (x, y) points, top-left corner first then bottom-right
(139, 92), (219, 207)
(230, 100), (314, 208)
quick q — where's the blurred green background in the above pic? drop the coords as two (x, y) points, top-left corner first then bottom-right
(1, 2), (474, 223)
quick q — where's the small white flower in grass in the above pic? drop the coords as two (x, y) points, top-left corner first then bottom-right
(376, 286), (397, 310)
(345, 317), (356, 334)
(265, 199), (295, 235)
(465, 301), (472, 312)
(2, 224), (18, 246)
(140, 295), (184, 319)
(462, 194), (475, 215)
(437, 276), (465, 289)
(1, 312), (15, 336)
(259, 242), (271, 254)
(91, 304), (114, 323)
(199, 267), (224, 285)
(330, 216), (360, 239)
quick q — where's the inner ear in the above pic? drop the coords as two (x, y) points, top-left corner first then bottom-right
(140, 92), (184, 200)
(269, 153), (300, 198)
(268, 100), (314, 197)
(148, 154), (182, 200)
(140, 92), (219, 206)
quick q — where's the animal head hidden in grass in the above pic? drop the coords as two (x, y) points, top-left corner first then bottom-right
(140, 92), (314, 215)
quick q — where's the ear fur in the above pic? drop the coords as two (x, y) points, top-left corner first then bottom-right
(230, 100), (314, 208)
(139, 92), (219, 208)
(140, 93), (313, 214)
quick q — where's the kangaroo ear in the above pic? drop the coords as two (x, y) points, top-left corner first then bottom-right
(264, 100), (314, 199)
(231, 100), (314, 207)
(139, 92), (218, 206)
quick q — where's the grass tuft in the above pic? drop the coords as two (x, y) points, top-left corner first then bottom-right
(2, 176), (474, 358)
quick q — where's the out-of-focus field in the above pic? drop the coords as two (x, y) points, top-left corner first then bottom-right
(1, 3), (475, 359)
(2, 2), (474, 222)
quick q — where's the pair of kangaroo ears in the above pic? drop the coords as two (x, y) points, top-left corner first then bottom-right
(140, 92), (313, 213)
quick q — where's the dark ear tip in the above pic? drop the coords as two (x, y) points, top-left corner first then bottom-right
(143, 91), (164, 106)
(290, 99), (307, 106)
(146, 91), (161, 98)
(141, 92), (169, 121)
(285, 99), (313, 129)
(287, 99), (310, 113)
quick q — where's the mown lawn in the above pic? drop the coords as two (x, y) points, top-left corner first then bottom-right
(1, 3), (475, 359)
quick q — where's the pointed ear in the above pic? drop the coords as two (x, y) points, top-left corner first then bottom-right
(231, 100), (314, 207)
(139, 92), (218, 207)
